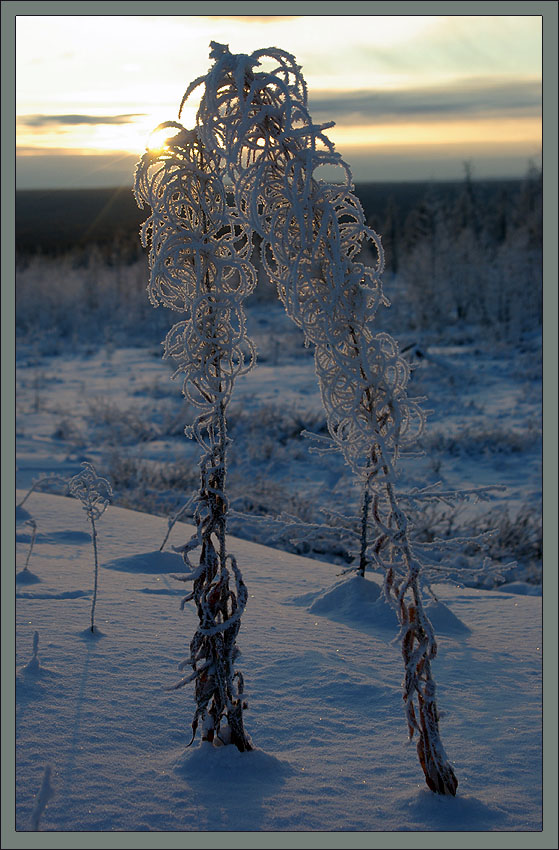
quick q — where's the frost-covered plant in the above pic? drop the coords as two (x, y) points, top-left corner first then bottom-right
(68, 462), (112, 633)
(176, 42), (457, 793)
(259, 482), (506, 587)
(22, 518), (38, 574)
(134, 124), (255, 750)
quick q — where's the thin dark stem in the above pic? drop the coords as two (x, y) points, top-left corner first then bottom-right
(24, 521), (37, 572)
(160, 500), (192, 551)
(216, 399), (227, 569)
(90, 516), (99, 633)
(358, 482), (371, 578)
(17, 475), (68, 508)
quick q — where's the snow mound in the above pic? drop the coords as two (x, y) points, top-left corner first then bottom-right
(17, 657), (59, 680)
(16, 589), (90, 600)
(309, 575), (382, 611)
(289, 574), (380, 609)
(396, 786), (511, 831)
(16, 653), (60, 699)
(290, 576), (470, 635)
(423, 599), (471, 634)
(497, 581), (542, 596)
(173, 741), (294, 782)
(15, 569), (41, 585)
(78, 626), (105, 640)
(103, 550), (187, 575)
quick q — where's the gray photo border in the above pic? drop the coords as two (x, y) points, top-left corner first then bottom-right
(2, 2), (557, 848)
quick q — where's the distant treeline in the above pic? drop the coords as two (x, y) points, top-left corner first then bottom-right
(16, 185), (146, 261)
(15, 167), (542, 351)
(15, 177), (530, 262)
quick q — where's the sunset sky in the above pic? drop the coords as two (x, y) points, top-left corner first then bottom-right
(15, 13), (543, 189)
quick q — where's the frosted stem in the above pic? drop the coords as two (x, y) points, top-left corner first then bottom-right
(90, 517), (99, 633)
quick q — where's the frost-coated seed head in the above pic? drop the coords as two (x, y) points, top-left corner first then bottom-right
(68, 462), (112, 521)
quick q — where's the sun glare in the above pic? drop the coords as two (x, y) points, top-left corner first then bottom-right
(146, 125), (179, 154)
(144, 106), (198, 154)
(16, 104), (202, 158)
(15, 15), (543, 185)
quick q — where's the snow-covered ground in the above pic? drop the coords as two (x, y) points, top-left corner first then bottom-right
(15, 492), (542, 832)
(10, 291), (547, 835)
(15, 298), (543, 585)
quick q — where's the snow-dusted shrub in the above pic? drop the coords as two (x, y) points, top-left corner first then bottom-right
(68, 462), (113, 633)
(398, 169), (543, 338)
(134, 124), (255, 750)
(106, 453), (198, 517)
(16, 248), (175, 353)
(464, 503), (542, 585)
(87, 398), (159, 446)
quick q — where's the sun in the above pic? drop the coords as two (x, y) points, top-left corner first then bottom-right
(142, 105), (199, 154)
(145, 125), (179, 155)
